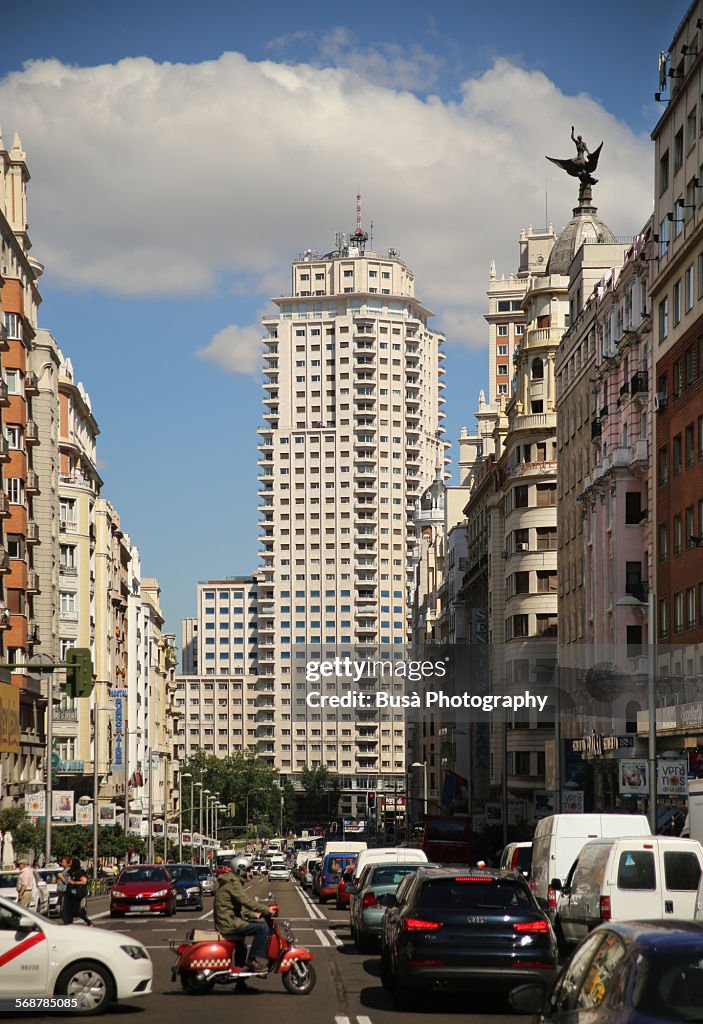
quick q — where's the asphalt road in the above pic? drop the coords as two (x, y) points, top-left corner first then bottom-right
(70, 876), (527, 1023)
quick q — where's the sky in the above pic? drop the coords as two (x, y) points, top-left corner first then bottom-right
(0, 0), (681, 640)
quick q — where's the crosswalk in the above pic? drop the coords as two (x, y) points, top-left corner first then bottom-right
(335, 1016), (373, 1024)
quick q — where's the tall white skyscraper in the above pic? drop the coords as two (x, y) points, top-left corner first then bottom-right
(257, 213), (446, 817)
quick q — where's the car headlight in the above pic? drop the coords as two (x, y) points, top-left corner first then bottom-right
(112, 890), (125, 898)
(151, 889), (169, 897)
(186, 887), (200, 894)
(121, 945), (149, 960)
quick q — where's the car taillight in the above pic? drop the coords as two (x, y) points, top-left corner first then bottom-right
(514, 959), (554, 969)
(339, 880), (346, 892)
(529, 879), (537, 892)
(599, 895), (611, 920)
(511, 850), (519, 870)
(403, 917), (443, 931)
(547, 885), (557, 910)
(321, 874), (327, 884)
(362, 892), (377, 908)
(513, 919), (550, 934)
(408, 959), (445, 966)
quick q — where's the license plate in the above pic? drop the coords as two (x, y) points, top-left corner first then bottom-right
(130, 904), (144, 911)
(176, 895), (183, 901)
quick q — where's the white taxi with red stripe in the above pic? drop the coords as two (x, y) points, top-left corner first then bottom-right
(0, 895), (152, 1015)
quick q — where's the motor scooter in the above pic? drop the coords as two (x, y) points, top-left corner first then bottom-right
(171, 898), (316, 995)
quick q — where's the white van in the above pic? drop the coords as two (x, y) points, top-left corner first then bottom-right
(353, 846), (427, 883)
(555, 835), (703, 950)
(499, 841), (532, 878)
(530, 813), (651, 914)
(321, 840), (368, 861)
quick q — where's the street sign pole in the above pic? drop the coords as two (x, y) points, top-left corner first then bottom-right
(45, 671), (53, 864)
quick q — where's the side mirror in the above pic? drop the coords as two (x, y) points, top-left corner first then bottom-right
(377, 893), (398, 908)
(18, 916), (38, 932)
(347, 885), (359, 896)
(550, 878), (562, 892)
(508, 984), (547, 1014)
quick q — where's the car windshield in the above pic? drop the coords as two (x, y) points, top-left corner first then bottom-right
(631, 950), (703, 1022)
(195, 869), (212, 878)
(369, 865), (418, 887)
(120, 867), (167, 883)
(417, 877), (533, 911)
(38, 871), (58, 883)
(169, 866), (196, 881)
(0, 873), (19, 887)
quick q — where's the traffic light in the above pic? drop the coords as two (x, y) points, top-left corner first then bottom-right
(367, 791), (376, 810)
(65, 647), (94, 698)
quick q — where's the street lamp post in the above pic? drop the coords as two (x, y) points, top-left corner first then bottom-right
(179, 772), (191, 864)
(194, 782), (202, 864)
(411, 762), (428, 818)
(201, 789), (210, 865)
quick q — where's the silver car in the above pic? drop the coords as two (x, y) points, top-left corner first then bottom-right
(195, 866), (216, 895)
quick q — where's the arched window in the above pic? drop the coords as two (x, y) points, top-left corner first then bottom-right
(532, 357), (544, 380)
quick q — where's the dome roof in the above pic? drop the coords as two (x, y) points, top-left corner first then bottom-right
(547, 201), (616, 276)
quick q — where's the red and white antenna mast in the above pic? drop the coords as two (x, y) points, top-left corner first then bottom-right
(351, 190), (368, 249)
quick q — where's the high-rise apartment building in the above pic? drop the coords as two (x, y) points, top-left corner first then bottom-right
(174, 577), (264, 763)
(257, 218), (445, 807)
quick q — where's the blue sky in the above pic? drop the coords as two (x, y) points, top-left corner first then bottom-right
(0, 0), (679, 638)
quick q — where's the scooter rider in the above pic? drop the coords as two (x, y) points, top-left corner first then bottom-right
(214, 857), (272, 973)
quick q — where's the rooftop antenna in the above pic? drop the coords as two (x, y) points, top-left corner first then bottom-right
(351, 190), (368, 251)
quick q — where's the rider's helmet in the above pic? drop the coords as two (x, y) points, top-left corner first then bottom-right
(229, 856), (251, 876)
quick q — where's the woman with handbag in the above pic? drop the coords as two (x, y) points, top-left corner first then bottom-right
(60, 856), (93, 926)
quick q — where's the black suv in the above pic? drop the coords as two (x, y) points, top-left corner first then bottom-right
(380, 866), (558, 1010)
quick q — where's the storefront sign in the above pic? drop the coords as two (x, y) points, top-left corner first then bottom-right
(572, 734), (634, 758)
(0, 682), (19, 754)
(109, 688), (127, 772)
(619, 760), (648, 795)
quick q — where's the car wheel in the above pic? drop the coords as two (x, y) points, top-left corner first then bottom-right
(380, 951), (393, 992)
(393, 981), (416, 1012)
(55, 960), (114, 1016)
(318, 895), (326, 904)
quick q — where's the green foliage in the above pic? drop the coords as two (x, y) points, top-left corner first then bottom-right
(299, 766), (340, 821)
(0, 807), (44, 859)
(180, 750), (283, 836)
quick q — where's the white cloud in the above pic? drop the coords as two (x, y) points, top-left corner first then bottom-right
(196, 323), (262, 377)
(0, 53), (653, 348)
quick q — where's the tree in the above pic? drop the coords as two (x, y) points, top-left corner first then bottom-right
(0, 807), (44, 860)
(300, 766), (339, 823)
(180, 750), (281, 837)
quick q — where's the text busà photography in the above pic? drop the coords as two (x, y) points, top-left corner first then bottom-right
(0, 0), (702, 1021)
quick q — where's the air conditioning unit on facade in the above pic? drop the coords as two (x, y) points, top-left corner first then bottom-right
(517, 543), (529, 551)
(654, 392), (667, 411)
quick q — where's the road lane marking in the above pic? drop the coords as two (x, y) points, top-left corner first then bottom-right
(315, 929), (330, 946)
(357, 1017), (373, 1024)
(198, 908), (213, 919)
(328, 930), (343, 946)
(335, 1017), (352, 1024)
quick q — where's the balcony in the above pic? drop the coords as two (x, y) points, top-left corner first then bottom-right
(631, 370), (649, 397)
(26, 470), (39, 493)
(625, 581), (649, 604)
(24, 371), (39, 394)
(26, 571), (40, 593)
(0, 381), (8, 406)
(0, 549), (9, 573)
(25, 421), (39, 445)
(0, 494), (10, 517)
(26, 520), (39, 545)
(0, 438), (9, 463)
(591, 419), (602, 440)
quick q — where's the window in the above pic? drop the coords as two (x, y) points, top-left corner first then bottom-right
(686, 423), (695, 467)
(687, 587), (696, 630)
(617, 850), (655, 890)
(6, 479), (23, 505)
(674, 360), (682, 397)
(674, 127), (684, 172)
(673, 279), (682, 325)
(514, 485), (529, 508)
(536, 527), (557, 550)
(497, 325), (508, 337)
(625, 491), (642, 525)
(497, 344), (508, 356)
(497, 364), (508, 376)
(673, 434), (682, 476)
(576, 934), (628, 1011)
(664, 851), (702, 891)
(658, 446), (669, 486)
(674, 591), (684, 634)
(688, 108), (698, 151)
(674, 514), (683, 555)
(536, 483), (556, 506)
(659, 297), (668, 341)
(531, 357), (544, 380)
(686, 347), (695, 384)
(659, 523), (669, 562)
(659, 149), (669, 194)
(660, 598), (669, 638)
(514, 572), (529, 595)
(535, 614), (557, 637)
(686, 264), (695, 310)
(537, 571), (557, 593)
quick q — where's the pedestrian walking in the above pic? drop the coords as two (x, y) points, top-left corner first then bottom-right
(15, 859), (34, 908)
(59, 856), (93, 926)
